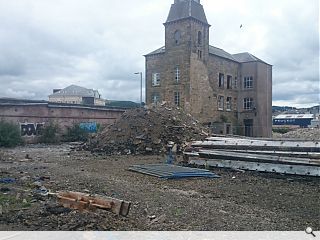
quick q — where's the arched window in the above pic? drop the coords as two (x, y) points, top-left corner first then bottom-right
(174, 30), (181, 45)
(198, 31), (202, 45)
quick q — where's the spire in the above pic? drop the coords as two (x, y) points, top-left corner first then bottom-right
(166, 0), (208, 25)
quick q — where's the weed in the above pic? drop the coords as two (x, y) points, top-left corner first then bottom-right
(0, 120), (22, 147)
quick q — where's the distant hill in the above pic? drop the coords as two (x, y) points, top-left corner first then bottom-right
(105, 100), (140, 108)
(272, 106), (297, 112)
(273, 105), (320, 114)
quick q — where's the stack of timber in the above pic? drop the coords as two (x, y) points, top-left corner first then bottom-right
(184, 137), (320, 176)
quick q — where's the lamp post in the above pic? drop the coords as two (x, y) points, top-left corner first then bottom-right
(134, 72), (143, 107)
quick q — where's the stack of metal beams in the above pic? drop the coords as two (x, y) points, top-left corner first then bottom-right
(184, 137), (320, 177)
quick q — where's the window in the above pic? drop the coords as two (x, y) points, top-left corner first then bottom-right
(152, 93), (160, 104)
(198, 31), (202, 45)
(244, 98), (254, 110)
(152, 73), (160, 86)
(226, 97), (232, 111)
(218, 96), (224, 110)
(175, 66), (180, 83)
(174, 30), (181, 45)
(227, 75), (232, 89)
(174, 92), (180, 106)
(244, 76), (253, 89)
(234, 77), (238, 89)
(197, 50), (202, 59)
(219, 73), (224, 88)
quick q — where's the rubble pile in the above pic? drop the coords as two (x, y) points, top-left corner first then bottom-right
(280, 128), (320, 140)
(274, 128), (320, 140)
(86, 105), (209, 155)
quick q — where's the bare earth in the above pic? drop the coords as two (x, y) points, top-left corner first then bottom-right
(0, 143), (319, 231)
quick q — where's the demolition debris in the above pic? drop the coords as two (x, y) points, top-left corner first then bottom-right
(57, 191), (131, 217)
(86, 105), (209, 155)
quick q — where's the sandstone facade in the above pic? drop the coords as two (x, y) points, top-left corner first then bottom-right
(145, 0), (272, 137)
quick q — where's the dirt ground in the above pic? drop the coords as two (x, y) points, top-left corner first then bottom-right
(0, 143), (319, 231)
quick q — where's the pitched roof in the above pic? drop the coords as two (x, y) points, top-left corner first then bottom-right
(145, 46), (166, 56)
(209, 46), (238, 62)
(166, 0), (209, 25)
(49, 85), (98, 98)
(232, 52), (271, 65)
(145, 45), (270, 65)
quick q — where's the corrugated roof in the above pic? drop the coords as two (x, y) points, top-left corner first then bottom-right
(166, 0), (208, 25)
(209, 46), (238, 62)
(275, 114), (314, 119)
(49, 85), (97, 97)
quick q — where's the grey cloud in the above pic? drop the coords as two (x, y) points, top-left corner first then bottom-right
(0, 0), (318, 107)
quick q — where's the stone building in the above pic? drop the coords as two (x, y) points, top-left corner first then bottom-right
(49, 85), (105, 106)
(145, 0), (272, 137)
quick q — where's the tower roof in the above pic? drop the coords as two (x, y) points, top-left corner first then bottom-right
(165, 0), (209, 25)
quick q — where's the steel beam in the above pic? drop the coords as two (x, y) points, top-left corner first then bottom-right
(189, 159), (320, 177)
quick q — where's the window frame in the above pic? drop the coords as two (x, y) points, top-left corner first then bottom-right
(243, 98), (254, 110)
(152, 73), (161, 87)
(174, 92), (180, 106)
(218, 95), (224, 110)
(175, 66), (180, 83)
(219, 73), (224, 88)
(244, 76), (253, 89)
(226, 97), (232, 111)
(227, 75), (232, 89)
(197, 50), (202, 59)
(152, 93), (161, 104)
(198, 31), (202, 45)
(174, 30), (181, 45)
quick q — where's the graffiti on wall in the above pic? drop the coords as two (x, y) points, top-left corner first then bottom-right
(20, 123), (44, 137)
(79, 122), (97, 133)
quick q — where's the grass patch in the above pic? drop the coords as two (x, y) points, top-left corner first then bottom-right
(63, 124), (89, 142)
(0, 120), (22, 147)
(272, 127), (292, 134)
(0, 193), (32, 210)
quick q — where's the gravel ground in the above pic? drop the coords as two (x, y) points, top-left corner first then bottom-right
(0, 144), (319, 231)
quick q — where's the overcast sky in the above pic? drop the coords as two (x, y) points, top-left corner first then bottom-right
(0, 0), (318, 108)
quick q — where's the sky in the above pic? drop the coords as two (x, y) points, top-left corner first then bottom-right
(0, 0), (318, 108)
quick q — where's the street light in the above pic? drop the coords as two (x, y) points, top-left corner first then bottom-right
(134, 72), (143, 107)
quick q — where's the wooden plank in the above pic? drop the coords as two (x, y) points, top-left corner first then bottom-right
(57, 191), (131, 216)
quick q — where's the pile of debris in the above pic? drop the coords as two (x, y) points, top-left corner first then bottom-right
(279, 128), (320, 140)
(85, 105), (209, 155)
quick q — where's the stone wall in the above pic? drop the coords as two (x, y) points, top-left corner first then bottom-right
(0, 103), (125, 143)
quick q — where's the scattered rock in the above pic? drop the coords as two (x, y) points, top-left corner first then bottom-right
(46, 205), (72, 215)
(148, 215), (157, 220)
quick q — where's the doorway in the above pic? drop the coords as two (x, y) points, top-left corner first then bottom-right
(244, 119), (253, 137)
